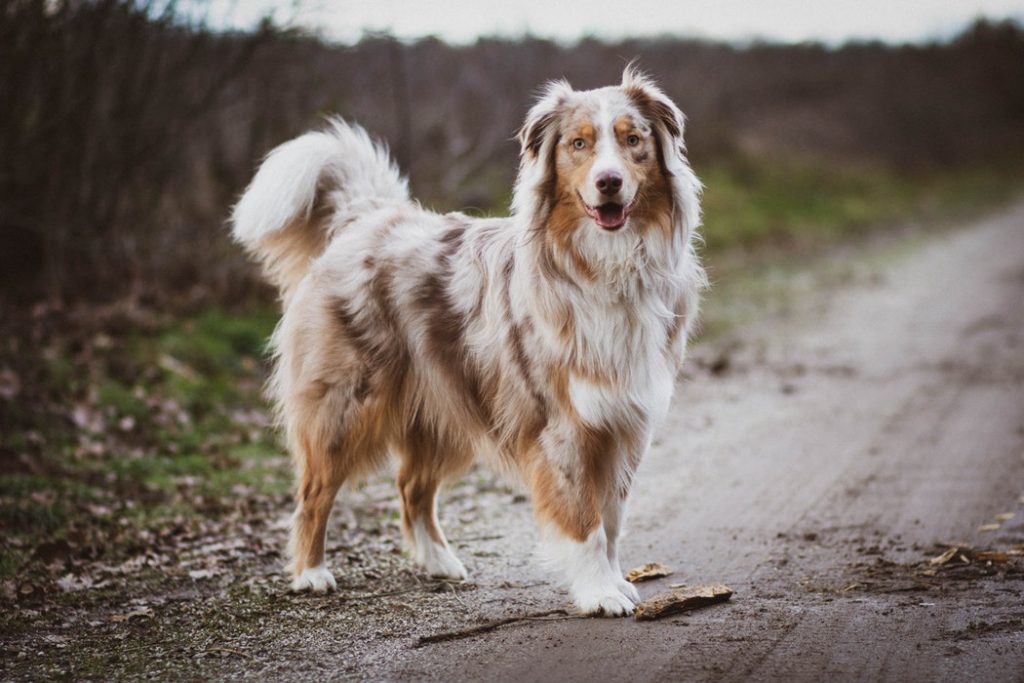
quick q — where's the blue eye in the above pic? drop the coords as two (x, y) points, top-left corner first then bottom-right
(627, 134), (641, 146)
(572, 138), (586, 150)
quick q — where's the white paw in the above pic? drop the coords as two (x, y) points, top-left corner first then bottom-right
(616, 577), (641, 603)
(572, 581), (636, 617)
(420, 545), (468, 581)
(290, 565), (337, 593)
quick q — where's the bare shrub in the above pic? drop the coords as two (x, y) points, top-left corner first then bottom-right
(1, 6), (1021, 309)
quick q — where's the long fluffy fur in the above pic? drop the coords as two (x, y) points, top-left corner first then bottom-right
(231, 66), (705, 614)
(231, 121), (409, 301)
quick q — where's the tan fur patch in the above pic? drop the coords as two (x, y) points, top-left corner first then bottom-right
(526, 421), (619, 542)
(629, 162), (674, 240)
(613, 116), (635, 142)
(395, 420), (474, 545)
(545, 122), (598, 280)
(528, 452), (600, 542)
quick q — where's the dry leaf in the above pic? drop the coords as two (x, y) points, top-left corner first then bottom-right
(57, 574), (94, 592)
(994, 512), (1015, 522)
(188, 569), (220, 580)
(929, 547), (959, 566)
(158, 354), (198, 380)
(109, 607), (153, 623)
(978, 523), (1001, 532)
(625, 562), (673, 583)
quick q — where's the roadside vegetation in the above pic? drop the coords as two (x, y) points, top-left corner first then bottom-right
(701, 159), (1022, 254)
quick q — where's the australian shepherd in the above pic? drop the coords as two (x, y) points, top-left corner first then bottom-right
(231, 67), (705, 616)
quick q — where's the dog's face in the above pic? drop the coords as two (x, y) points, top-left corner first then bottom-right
(552, 95), (662, 231)
(515, 67), (694, 244)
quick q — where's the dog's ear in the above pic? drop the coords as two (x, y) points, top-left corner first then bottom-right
(622, 64), (703, 245)
(512, 79), (573, 222)
(518, 79), (573, 158)
(622, 64), (686, 160)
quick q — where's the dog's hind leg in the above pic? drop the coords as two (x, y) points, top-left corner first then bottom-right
(286, 380), (374, 593)
(395, 423), (471, 581)
(288, 451), (347, 592)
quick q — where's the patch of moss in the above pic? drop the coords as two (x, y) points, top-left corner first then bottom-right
(96, 381), (148, 420)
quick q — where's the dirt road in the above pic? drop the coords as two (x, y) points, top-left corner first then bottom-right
(4, 205), (1023, 681)
(374, 203), (1024, 681)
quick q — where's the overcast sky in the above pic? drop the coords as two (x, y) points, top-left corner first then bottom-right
(209, 0), (1024, 45)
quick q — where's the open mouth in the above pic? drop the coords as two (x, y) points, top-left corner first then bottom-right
(579, 194), (636, 231)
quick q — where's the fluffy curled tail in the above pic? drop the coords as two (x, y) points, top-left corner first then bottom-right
(231, 118), (409, 299)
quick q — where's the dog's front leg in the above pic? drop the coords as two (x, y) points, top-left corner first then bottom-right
(530, 423), (637, 616)
(545, 522), (636, 616)
(603, 491), (640, 603)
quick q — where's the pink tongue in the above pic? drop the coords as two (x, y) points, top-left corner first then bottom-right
(596, 204), (624, 227)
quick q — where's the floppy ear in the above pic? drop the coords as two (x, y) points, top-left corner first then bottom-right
(621, 64), (686, 159)
(512, 79), (573, 221)
(519, 105), (558, 159)
(517, 79), (573, 158)
(621, 65), (702, 244)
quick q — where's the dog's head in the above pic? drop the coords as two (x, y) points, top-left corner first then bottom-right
(513, 66), (700, 256)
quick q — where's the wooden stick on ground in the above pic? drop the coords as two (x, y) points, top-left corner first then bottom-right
(414, 609), (574, 647)
(634, 584), (734, 621)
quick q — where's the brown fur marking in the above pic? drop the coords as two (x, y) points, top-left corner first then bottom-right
(415, 234), (494, 430)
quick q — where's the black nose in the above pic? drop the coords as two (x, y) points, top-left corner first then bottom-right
(595, 171), (623, 197)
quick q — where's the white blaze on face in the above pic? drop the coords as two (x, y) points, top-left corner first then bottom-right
(583, 99), (636, 207)
(575, 95), (644, 232)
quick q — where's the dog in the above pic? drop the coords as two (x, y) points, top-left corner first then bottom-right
(231, 66), (704, 616)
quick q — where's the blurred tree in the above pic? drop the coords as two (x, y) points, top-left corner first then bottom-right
(0, 0), (269, 303)
(0, 7), (1020, 309)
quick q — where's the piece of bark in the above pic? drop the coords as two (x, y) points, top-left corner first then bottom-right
(625, 562), (673, 583)
(929, 547), (959, 566)
(974, 551), (1011, 563)
(634, 584), (734, 621)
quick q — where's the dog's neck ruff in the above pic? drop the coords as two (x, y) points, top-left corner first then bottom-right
(515, 209), (688, 304)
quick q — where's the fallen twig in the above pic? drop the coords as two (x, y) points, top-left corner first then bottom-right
(447, 582), (468, 608)
(414, 609), (573, 647)
(329, 582), (460, 602)
(205, 646), (250, 659)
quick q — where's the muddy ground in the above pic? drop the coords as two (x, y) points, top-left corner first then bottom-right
(2, 205), (1024, 681)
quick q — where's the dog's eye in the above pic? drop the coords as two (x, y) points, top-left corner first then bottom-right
(627, 134), (641, 146)
(572, 138), (586, 150)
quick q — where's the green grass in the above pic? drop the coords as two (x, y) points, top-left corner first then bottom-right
(692, 157), (1022, 341)
(700, 157), (1021, 254)
(0, 305), (290, 579)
